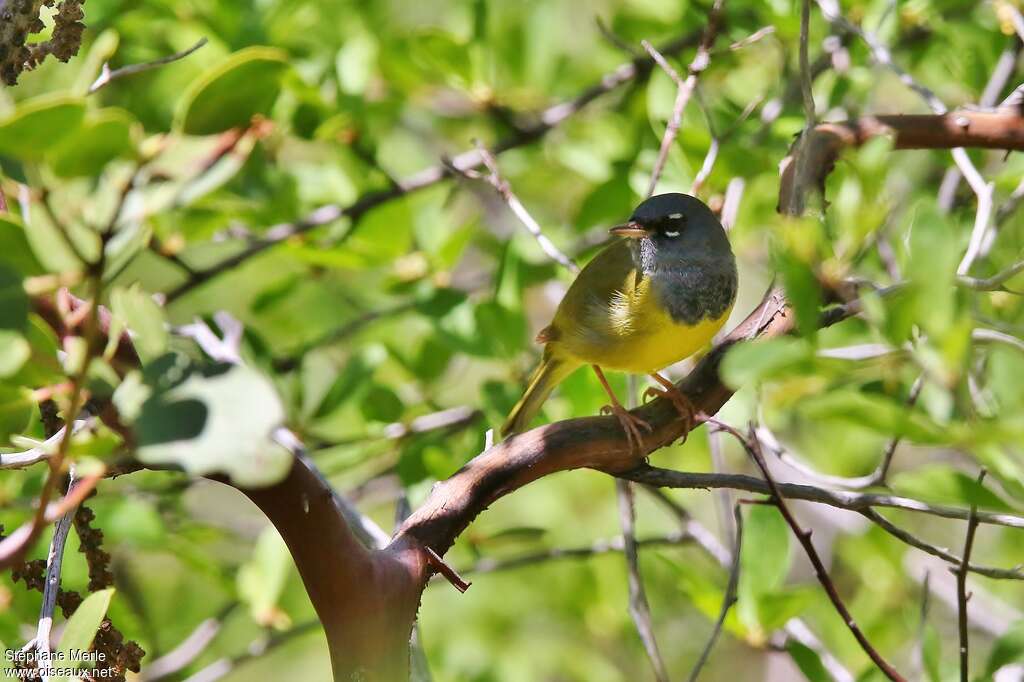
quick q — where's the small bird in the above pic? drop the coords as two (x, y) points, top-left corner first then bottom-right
(501, 193), (738, 450)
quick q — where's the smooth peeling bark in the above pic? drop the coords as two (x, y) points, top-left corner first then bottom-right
(243, 458), (428, 681)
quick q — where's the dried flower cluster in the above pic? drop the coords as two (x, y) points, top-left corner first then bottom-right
(0, 0), (85, 86)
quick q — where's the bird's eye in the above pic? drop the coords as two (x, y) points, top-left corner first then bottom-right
(664, 230), (680, 238)
(668, 213), (683, 220)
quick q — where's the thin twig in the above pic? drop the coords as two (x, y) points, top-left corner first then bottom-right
(799, 0), (816, 125)
(0, 419), (90, 470)
(463, 532), (691, 574)
(620, 465), (1024, 530)
(860, 507), (1020, 580)
(642, 488), (854, 681)
(643, 0), (725, 197)
(32, 470), (78, 664)
(89, 38), (208, 94)
(139, 603), (239, 681)
(453, 143), (578, 273)
(686, 504), (743, 682)
(957, 259), (1024, 290)
(181, 620), (320, 682)
(955, 470), (985, 682)
(616, 480), (669, 682)
(713, 421), (906, 681)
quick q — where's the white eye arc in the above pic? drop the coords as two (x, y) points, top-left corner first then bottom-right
(668, 213), (683, 219)
(664, 230), (680, 237)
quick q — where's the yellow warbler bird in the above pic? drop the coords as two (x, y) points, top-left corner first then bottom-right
(501, 193), (737, 450)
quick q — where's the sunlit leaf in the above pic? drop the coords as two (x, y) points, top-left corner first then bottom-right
(176, 47), (289, 135)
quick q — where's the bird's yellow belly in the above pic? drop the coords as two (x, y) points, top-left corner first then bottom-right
(564, 304), (732, 374)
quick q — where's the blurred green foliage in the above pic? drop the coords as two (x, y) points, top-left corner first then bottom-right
(0, 0), (1022, 680)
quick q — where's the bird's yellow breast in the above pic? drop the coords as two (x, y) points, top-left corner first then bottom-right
(554, 265), (732, 373)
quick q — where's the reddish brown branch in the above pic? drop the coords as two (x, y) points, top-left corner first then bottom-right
(241, 457), (427, 681)
(778, 107), (1024, 214)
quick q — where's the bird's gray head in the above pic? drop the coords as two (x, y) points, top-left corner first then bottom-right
(610, 193), (732, 275)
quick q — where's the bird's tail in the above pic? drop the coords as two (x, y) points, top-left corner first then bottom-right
(501, 354), (576, 437)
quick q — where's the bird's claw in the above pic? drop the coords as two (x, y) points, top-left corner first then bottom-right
(601, 402), (652, 455)
(643, 385), (696, 441)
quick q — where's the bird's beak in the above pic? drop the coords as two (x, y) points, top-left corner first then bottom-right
(609, 221), (650, 239)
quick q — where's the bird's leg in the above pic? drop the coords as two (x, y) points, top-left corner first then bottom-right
(592, 365), (651, 454)
(645, 372), (696, 437)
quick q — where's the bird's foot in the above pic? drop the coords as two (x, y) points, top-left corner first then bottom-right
(601, 402), (652, 455)
(643, 384), (696, 440)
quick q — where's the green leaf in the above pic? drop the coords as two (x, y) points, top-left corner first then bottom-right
(110, 284), (168, 363)
(721, 337), (814, 388)
(738, 505), (790, 635)
(132, 357), (290, 487)
(360, 384), (404, 423)
(0, 216), (45, 276)
(176, 47), (290, 135)
(0, 330), (30, 378)
(53, 588), (115, 682)
(238, 526), (293, 628)
(48, 108), (138, 177)
(777, 250), (821, 342)
(799, 389), (945, 443)
(890, 465), (1012, 511)
(787, 641), (831, 682)
(0, 264), (28, 330)
(922, 623), (942, 682)
(311, 350), (379, 419)
(0, 95), (85, 160)
(986, 620), (1024, 677)
(0, 385), (34, 444)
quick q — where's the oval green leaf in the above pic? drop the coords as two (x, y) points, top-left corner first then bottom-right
(176, 47), (289, 135)
(0, 216), (45, 276)
(0, 95), (85, 160)
(54, 588), (115, 682)
(48, 108), (139, 178)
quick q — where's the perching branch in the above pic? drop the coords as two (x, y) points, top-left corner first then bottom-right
(778, 108), (1024, 215)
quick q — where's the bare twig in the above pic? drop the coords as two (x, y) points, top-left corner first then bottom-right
(859, 508), (1021, 581)
(88, 38), (208, 94)
(713, 421), (906, 681)
(643, 0), (725, 197)
(0, 419), (90, 470)
(462, 532), (692, 574)
(643, 488), (854, 681)
(957, 259), (1024, 291)
(616, 480), (669, 681)
(621, 465), (1024, 531)
(139, 603), (238, 681)
(955, 470), (985, 682)
(686, 504), (743, 682)
(452, 143), (578, 273)
(938, 41), (1021, 212)
(31, 470), (79, 664)
(181, 620), (320, 682)
(798, 0), (816, 125)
